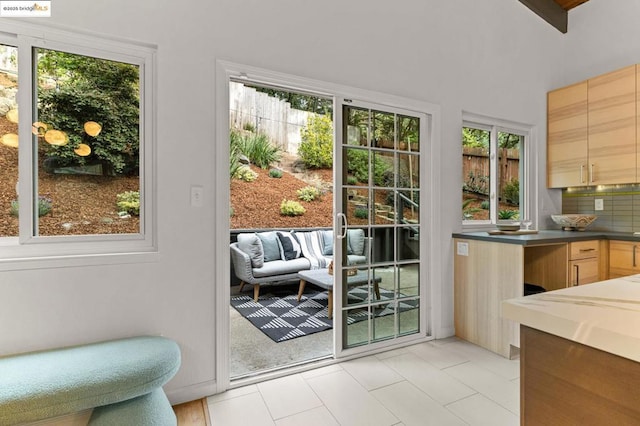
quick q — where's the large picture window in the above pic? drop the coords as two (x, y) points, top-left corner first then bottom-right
(462, 115), (531, 227)
(0, 27), (155, 262)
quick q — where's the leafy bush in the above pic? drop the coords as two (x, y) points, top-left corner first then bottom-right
(297, 185), (320, 202)
(10, 196), (53, 217)
(116, 191), (140, 216)
(299, 114), (333, 168)
(229, 130), (243, 179)
(269, 168), (283, 178)
(238, 133), (281, 169)
(481, 200), (490, 210)
(354, 207), (368, 219)
(280, 199), (305, 216)
(502, 178), (520, 205)
(498, 209), (518, 220)
(243, 122), (256, 132)
(38, 51), (140, 175)
(234, 165), (258, 182)
(347, 175), (358, 185)
(347, 149), (392, 185)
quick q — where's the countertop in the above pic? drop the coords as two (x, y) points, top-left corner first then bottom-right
(452, 229), (640, 245)
(502, 275), (640, 363)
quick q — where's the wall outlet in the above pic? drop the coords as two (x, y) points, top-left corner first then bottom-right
(190, 185), (204, 207)
(595, 199), (604, 211)
(457, 241), (469, 256)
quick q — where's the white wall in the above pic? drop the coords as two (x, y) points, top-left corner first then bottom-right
(0, 0), (571, 402)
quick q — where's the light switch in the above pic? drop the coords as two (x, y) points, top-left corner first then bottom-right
(191, 185), (203, 207)
(595, 199), (604, 211)
(457, 242), (469, 256)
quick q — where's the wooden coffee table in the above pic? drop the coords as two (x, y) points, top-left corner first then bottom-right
(296, 268), (381, 319)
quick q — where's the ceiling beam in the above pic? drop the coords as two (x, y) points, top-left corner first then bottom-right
(518, 0), (568, 33)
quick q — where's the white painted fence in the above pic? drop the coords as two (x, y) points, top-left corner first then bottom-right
(229, 82), (313, 155)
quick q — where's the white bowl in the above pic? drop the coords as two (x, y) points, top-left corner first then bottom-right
(551, 214), (597, 231)
(496, 222), (521, 231)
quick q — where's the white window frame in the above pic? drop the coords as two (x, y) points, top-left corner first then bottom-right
(462, 112), (535, 230)
(0, 22), (157, 270)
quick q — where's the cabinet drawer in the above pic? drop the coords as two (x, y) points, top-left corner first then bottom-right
(569, 240), (599, 260)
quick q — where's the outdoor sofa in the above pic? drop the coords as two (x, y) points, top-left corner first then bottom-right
(230, 229), (368, 301)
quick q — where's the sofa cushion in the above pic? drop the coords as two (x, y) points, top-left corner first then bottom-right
(257, 232), (281, 262)
(277, 231), (302, 260)
(347, 229), (365, 255)
(237, 233), (264, 268)
(320, 230), (333, 256)
(252, 258), (311, 278)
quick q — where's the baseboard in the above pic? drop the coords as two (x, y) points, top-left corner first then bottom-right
(165, 379), (217, 406)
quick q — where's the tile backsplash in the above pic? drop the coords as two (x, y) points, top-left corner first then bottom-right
(562, 185), (640, 233)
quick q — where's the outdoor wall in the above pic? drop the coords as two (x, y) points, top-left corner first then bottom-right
(2, 0), (624, 404)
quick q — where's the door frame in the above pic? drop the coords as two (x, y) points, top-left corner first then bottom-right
(214, 60), (442, 393)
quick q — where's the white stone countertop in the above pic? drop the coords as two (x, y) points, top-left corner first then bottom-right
(502, 275), (640, 362)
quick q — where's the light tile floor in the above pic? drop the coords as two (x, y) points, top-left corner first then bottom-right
(207, 338), (520, 426)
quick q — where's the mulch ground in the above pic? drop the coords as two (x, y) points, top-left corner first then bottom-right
(230, 166), (333, 229)
(0, 116), (139, 237)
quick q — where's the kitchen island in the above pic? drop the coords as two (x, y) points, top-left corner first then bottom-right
(503, 276), (640, 424)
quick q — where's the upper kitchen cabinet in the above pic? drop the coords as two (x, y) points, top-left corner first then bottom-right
(547, 65), (637, 188)
(588, 65), (637, 185)
(547, 81), (588, 187)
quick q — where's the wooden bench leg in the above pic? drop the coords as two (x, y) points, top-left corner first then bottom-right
(373, 282), (380, 300)
(328, 290), (333, 319)
(253, 284), (260, 302)
(239, 281), (245, 292)
(297, 279), (306, 302)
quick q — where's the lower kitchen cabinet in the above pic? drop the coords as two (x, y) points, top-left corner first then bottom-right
(568, 240), (601, 286)
(609, 240), (640, 278)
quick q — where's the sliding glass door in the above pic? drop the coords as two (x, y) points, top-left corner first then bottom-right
(334, 99), (427, 355)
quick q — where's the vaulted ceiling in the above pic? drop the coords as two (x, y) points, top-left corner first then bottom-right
(518, 0), (590, 33)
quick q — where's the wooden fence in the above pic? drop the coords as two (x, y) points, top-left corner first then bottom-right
(229, 82), (313, 154)
(463, 146), (520, 196)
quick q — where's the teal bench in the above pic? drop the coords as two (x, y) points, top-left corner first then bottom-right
(0, 336), (181, 425)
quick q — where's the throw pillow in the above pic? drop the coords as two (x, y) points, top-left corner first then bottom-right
(257, 232), (281, 262)
(347, 228), (366, 255)
(276, 231), (302, 260)
(236, 233), (264, 268)
(320, 230), (333, 256)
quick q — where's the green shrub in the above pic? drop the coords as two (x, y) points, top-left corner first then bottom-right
(347, 149), (392, 185)
(346, 175), (358, 185)
(116, 191), (140, 216)
(280, 199), (305, 216)
(299, 114), (333, 168)
(239, 133), (281, 169)
(297, 185), (320, 202)
(498, 209), (518, 220)
(480, 200), (490, 210)
(242, 122), (256, 132)
(234, 165), (258, 182)
(502, 178), (520, 205)
(10, 196), (53, 217)
(229, 130), (242, 179)
(354, 207), (368, 219)
(269, 168), (283, 178)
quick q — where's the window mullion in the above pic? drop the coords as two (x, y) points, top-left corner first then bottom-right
(490, 126), (499, 223)
(16, 36), (36, 243)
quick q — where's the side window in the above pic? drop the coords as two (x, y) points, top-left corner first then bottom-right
(462, 117), (528, 226)
(0, 29), (155, 260)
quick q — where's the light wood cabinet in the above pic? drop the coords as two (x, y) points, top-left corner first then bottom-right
(609, 240), (640, 278)
(547, 65), (637, 188)
(568, 240), (600, 286)
(588, 65), (637, 185)
(547, 82), (588, 187)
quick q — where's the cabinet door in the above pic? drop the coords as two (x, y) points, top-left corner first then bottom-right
(609, 240), (640, 278)
(569, 258), (599, 286)
(588, 65), (637, 185)
(547, 82), (588, 188)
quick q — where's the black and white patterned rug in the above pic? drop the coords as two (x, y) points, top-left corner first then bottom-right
(230, 286), (418, 343)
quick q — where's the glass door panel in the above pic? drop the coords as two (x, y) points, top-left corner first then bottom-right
(338, 101), (424, 351)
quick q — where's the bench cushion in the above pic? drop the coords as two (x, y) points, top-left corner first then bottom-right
(252, 258), (310, 278)
(0, 336), (180, 425)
